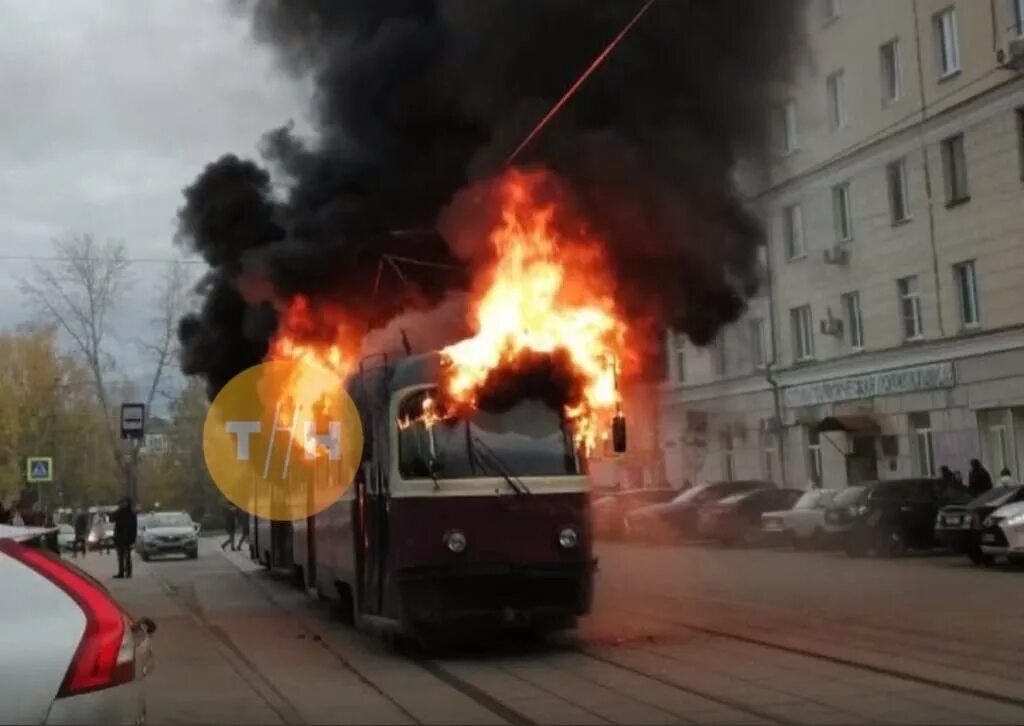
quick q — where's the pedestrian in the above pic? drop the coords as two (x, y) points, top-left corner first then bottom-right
(939, 465), (963, 490)
(111, 497), (137, 579)
(72, 508), (89, 559)
(968, 458), (994, 497)
(11, 508), (24, 526)
(235, 510), (250, 553)
(999, 467), (1014, 487)
(221, 504), (237, 551)
(43, 512), (60, 555)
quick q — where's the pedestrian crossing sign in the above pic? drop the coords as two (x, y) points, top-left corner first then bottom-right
(26, 457), (53, 483)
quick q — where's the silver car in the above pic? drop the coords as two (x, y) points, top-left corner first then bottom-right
(0, 524), (155, 725)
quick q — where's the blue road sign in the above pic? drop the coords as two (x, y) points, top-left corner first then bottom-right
(26, 457), (53, 483)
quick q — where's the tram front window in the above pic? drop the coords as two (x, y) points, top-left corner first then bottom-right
(398, 391), (581, 480)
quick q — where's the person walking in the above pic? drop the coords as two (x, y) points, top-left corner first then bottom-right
(111, 497), (137, 579)
(235, 510), (250, 553)
(72, 508), (89, 559)
(968, 459), (994, 497)
(221, 504), (237, 551)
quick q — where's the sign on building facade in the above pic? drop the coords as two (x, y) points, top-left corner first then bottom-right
(784, 362), (955, 408)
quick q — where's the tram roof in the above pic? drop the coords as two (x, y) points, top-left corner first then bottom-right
(347, 351), (442, 408)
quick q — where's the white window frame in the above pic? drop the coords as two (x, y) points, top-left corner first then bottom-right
(806, 428), (823, 485)
(832, 182), (854, 243)
(934, 8), (961, 78)
(791, 305), (815, 362)
(886, 158), (911, 223)
(783, 203), (806, 260)
(780, 100), (799, 155)
(821, 0), (842, 25)
(898, 275), (924, 341)
(749, 317), (768, 370)
(826, 70), (847, 129)
(910, 413), (936, 477)
(841, 291), (864, 350)
(942, 133), (969, 204)
(880, 38), (902, 104)
(953, 260), (980, 329)
(721, 431), (736, 481)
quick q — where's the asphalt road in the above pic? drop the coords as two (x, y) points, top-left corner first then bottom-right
(77, 539), (1024, 725)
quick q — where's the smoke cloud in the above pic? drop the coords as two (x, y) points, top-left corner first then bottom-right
(176, 0), (803, 395)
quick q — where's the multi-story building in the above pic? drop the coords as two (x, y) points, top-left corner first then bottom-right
(658, 0), (1024, 489)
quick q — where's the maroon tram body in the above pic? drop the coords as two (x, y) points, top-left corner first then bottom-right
(253, 352), (595, 641)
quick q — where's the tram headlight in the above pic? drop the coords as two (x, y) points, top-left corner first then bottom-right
(444, 529), (467, 553)
(558, 526), (579, 550)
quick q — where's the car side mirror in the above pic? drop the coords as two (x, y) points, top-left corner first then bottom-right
(612, 413), (627, 454)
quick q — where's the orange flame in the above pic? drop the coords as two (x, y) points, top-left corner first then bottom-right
(440, 170), (628, 451)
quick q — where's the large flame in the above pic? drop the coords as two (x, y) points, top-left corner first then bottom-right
(440, 170), (628, 451)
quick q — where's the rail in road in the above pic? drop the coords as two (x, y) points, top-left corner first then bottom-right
(111, 539), (1024, 725)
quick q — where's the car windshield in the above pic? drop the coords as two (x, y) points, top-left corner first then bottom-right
(148, 513), (193, 528)
(794, 490), (830, 509)
(832, 486), (868, 506)
(398, 391), (582, 479)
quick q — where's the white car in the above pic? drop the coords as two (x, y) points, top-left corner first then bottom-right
(0, 524), (155, 724)
(760, 488), (838, 548)
(979, 500), (1024, 563)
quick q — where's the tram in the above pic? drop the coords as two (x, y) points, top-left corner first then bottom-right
(252, 351), (607, 642)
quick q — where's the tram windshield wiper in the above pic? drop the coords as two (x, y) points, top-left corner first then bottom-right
(470, 436), (531, 496)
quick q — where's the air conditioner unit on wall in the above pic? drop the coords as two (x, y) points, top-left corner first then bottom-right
(820, 318), (843, 337)
(823, 245), (849, 265)
(1001, 37), (1024, 71)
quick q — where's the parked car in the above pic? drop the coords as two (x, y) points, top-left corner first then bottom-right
(841, 478), (974, 556)
(979, 499), (1024, 564)
(935, 486), (1024, 565)
(139, 511), (200, 561)
(626, 480), (771, 544)
(0, 524), (155, 724)
(56, 523), (76, 552)
(761, 488), (838, 548)
(592, 488), (677, 539)
(698, 487), (803, 545)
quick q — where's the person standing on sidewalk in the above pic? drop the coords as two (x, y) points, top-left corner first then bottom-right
(221, 504), (237, 551)
(72, 508), (89, 559)
(235, 510), (250, 553)
(111, 497), (137, 579)
(968, 459), (994, 497)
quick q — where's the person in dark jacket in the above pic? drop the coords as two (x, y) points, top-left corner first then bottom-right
(112, 497), (137, 579)
(72, 509), (89, 558)
(221, 504), (237, 551)
(968, 459), (994, 497)
(235, 510), (250, 553)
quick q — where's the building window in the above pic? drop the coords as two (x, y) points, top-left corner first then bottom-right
(826, 70), (847, 129)
(880, 39), (902, 104)
(721, 430), (735, 481)
(941, 133), (969, 204)
(806, 428), (823, 486)
(934, 8), (961, 78)
(841, 291), (864, 350)
(791, 305), (815, 362)
(910, 412), (936, 477)
(783, 203), (805, 259)
(749, 317), (768, 370)
(778, 100), (799, 155)
(761, 426), (779, 482)
(821, 0), (842, 25)
(832, 182), (853, 242)
(953, 260), (980, 328)
(897, 275), (923, 341)
(887, 158), (911, 223)
(1016, 108), (1024, 181)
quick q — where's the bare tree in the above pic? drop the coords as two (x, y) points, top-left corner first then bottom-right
(21, 234), (189, 499)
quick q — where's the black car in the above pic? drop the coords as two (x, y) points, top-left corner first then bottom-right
(625, 480), (771, 544)
(935, 486), (1024, 565)
(842, 478), (974, 556)
(697, 488), (803, 545)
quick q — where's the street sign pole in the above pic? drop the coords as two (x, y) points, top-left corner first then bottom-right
(120, 403), (146, 501)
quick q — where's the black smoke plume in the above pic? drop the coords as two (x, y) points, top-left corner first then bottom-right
(177, 0), (803, 395)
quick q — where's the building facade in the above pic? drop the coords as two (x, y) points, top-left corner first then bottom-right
(657, 0), (1024, 490)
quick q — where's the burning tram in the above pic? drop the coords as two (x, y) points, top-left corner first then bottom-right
(253, 350), (617, 642)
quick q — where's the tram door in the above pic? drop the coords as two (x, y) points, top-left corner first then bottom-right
(359, 461), (389, 615)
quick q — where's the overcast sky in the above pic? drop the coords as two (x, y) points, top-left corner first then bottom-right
(0, 0), (310, 400)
